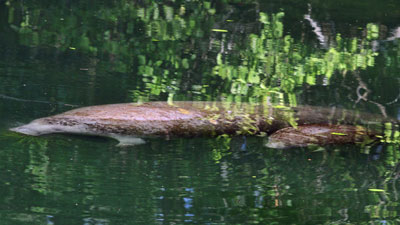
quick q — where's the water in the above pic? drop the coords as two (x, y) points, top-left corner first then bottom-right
(1, 0), (400, 224)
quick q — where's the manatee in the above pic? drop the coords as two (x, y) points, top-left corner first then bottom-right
(266, 124), (377, 149)
(10, 101), (387, 147)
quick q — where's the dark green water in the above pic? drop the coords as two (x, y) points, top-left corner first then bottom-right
(1, 0), (400, 224)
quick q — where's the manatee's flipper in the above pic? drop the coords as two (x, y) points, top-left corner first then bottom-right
(266, 124), (376, 149)
(108, 134), (146, 147)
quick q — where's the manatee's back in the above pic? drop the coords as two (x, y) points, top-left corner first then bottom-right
(13, 101), (392, 138)
(48, 101), (284, 137)
(293, 105), (394, 129)
(55, 102), (208, 121)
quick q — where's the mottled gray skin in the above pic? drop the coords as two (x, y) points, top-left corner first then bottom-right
(266, 124), (377, 149)
(10, 101), (389, 147)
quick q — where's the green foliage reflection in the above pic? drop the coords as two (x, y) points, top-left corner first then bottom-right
(5, 1), (385, 104)
(212, 12), (378, 104)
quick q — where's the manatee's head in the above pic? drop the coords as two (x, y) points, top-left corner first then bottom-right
(10, 118), (57, 136)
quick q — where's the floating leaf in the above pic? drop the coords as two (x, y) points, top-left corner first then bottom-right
(312, 148), (327, 152)
(273, 105), (289, 109)
(368, 189), (385, 192)
(212, 29), (228, 32)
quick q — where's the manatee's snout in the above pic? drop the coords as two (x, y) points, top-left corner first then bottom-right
(10, 119), (53, 136)
(10, 124), (42, 136)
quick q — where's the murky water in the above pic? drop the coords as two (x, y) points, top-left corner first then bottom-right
(1, 0), (400, 224)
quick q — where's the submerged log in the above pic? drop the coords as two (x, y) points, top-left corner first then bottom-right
(9, 101), (391, 147)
